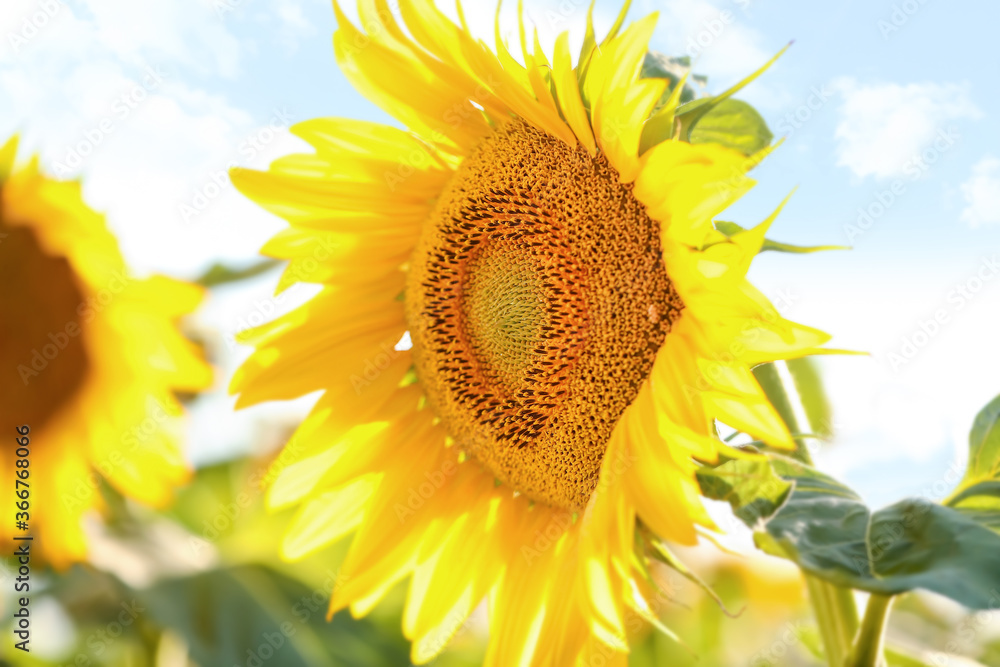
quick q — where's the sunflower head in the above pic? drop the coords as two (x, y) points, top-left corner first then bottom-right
(0, 136), (212, 567)
(407, 117), (685, 511)
(230, 2), (833, 664)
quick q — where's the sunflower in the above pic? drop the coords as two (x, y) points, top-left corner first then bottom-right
(230, 1), (832, 664)
(0, 136), (211, 568)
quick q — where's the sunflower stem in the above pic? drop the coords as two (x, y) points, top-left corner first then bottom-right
(845, 594), (893, 667)
(805, 575), (859, 667)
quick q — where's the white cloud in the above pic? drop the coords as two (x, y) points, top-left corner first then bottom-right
(2, 0), (240, 75)
(0, 0), (314, 277)
(0, 0), (326, 467)
(651, 0), (768, 76)
(960, 156), (1000, 228)
(82, 0), (241, 77)
(832, 78), (981, 180)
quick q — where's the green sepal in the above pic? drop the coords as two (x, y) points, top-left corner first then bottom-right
(751, 359), (834, 463)
(715, 220), (849, 255)
(642, 528), (742, 618)
(196, 259), (281, 287)
(640, 52), (701, 106)
(675, 43), (791, 143)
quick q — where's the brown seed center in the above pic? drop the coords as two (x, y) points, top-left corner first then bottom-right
(0, 207), (90, 437)
(406, 119), (683, 510)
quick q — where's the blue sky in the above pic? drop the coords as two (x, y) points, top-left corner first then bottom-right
(2, 0), (999, 511)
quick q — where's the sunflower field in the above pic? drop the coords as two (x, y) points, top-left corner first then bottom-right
(2, 1), (1000, 666)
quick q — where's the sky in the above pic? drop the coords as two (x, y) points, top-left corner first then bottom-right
(2, 0), (999, 512)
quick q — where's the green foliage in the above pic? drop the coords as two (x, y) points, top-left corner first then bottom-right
(689, 99), (773, 156)
(751, 359), (834, 463)
(640, 52), (702, 106)
(718, 363), (1000, 613)
(705, 440), (1000, 611)
(885, 647), (939, 666)
(643, 531), (740, 619)
(758, 488), (1000, 610)
(946, 393), (1000, 516)
(783, 359), (835, 439)
(673, 44), (789, 147)
(196, 259), (281, 287)
(638, 49), (777, 156)
(696, 455), (792, 526)
(968, 394), (1000, 475)
(142, 565), (412, 667)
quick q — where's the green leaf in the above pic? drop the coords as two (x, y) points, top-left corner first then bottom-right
(696, 455), (792, 527)
(751, 359), (836, 463)
(688, 98), (773, 156)
(675, 43), (790, 143)
(752, 362), (805, 449)
(758, 463), (1000, 610)
(142, 565), (412, 667)
(640, 52), (700, 106)
(955, 507), (1000, 532)
(715, 220), (849, 255)
(969, 394), (1000, 474)
(784, 358), (834, 438)
(947, 394), (1000, 508)
(196, 259), (281, 287)
(947, 479), (1000, 507)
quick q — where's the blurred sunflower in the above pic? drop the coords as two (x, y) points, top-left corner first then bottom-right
(231, 1), (832, 664)
(0, 136), (211, 568)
